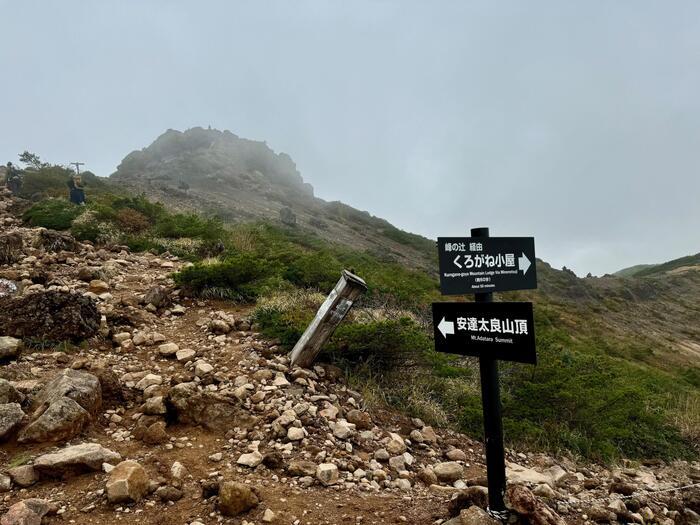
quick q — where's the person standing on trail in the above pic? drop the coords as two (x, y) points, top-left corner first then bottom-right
(6, 162), (22, 194)
(68, 174), (86, 205)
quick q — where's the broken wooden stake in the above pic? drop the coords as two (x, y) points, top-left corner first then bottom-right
(289, 270), (367, 368)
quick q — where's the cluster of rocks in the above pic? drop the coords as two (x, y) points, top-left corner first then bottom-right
(0, 187), (698, 525)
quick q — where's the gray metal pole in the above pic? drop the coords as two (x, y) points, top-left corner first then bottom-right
(471, 226), (507, 515)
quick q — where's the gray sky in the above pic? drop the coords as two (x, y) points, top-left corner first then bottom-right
(2, 1), (699, 276)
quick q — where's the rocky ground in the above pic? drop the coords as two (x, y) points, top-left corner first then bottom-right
(0, 188), (699, 525)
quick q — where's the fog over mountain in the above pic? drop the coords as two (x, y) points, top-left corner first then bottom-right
(2, 1), (700, 275)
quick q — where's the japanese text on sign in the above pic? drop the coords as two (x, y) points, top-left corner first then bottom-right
(456, 317), (528, 335)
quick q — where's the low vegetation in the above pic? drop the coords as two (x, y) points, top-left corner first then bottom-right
(18, 167), (700, 462)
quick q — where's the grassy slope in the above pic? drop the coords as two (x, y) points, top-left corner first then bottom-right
(634, 253), (700, 277)
(614, 263), (658, 277)
(19, 165), (700, 461)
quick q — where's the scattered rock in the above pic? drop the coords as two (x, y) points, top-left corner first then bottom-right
(316, 463), (339, 486)
(0, 378), (24, 405)
(218, 481), (259, 517)
(385, 432), (407, 454)
(209, 319), (230, 334)
(33, 443), (121, 478)
(158, 342), (179, 357)
(32, 369), (102, 416)
(0, 337), (22, 361)
(459, 506), (500, 525)
(106, 460), (150, 503)
(88, 279), (110, 294)
(0, 290), (100, 341)
(0, 498), (50, 525)
(176, 348), (196, 362)
(0, 473), (10, 493)
(0, 403), (26, 439)
(346, 409), (372, 430)
(7, 466), (38, 488)
(167, 382), (257, 431)
(610, 481), (636, 496)
(18, 397), (90, 443)
(288, 460), (317, 477)
(505, 484), (566, 525)
(144, 285), (170, 308)
(18, 369), (101, 443)
(237, 451), (263, 468)
(155, 486), (183, 502)
(434, 462), (464, 483)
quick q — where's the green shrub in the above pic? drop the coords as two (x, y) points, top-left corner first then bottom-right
(325, 317), (433, 369)
(154, 212), (225, 241)
(115, 207), (151, 232)
(174, 253), (272, 299)
(70, 210), (119, 243)
(111, 194), (165, 221)
(22, 199), (83, 230)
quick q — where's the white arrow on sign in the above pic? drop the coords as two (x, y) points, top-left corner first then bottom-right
(518, 253), (531, 274)
(453, 255), (462, 268)
(438, 317), (455, 338)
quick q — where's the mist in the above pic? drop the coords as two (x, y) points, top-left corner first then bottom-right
(2, 0), (699, 275)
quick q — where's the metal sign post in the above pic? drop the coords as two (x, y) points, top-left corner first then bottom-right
(472, 226), (507, 516)
(433, 227), (538, 519)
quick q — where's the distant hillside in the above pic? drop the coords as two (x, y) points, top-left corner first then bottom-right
(110, 127), (435, 271)
(614, 263), (657, 277)
(110, 127), (700, 380)
(14, 133), (699, 459)
(633, 252), (700, 277)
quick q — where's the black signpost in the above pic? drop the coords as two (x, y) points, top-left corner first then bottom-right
(432, 301), (536, 364)
(433, 227), (538, 520)
(438, 236), (537, 295)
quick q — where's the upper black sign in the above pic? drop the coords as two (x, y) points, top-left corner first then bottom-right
(438, 237), (537, 295)
(432, 301), (536, 364)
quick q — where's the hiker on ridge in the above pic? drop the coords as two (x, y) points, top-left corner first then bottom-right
(68, 174), (86, 205)
(6, 162), (22, 195)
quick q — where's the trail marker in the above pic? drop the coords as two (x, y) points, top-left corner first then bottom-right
(437, 236), (536, 295)
(289, 270), (367, 368)
(433, 227), (538, 519)
(432, 301), (536, 364)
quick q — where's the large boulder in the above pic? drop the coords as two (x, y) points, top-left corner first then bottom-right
(167, 382), (257, 431)
(17, 397), (90, 443)
(0, 498), (50, 525)
(0, 291), (100, 341)
(106, 461), (150, 503)
(17, 369), (101, 443)
(0, 337), (22, 361)
(218, 481), (259, 517)
(32, 369), (102, 416)
(33, 443), (121, 478)
(0, 403), (26, 440)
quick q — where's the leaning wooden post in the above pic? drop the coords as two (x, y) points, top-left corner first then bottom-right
(289, 270), (367, 368)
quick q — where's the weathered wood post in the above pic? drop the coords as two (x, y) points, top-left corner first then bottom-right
(289, 269), (367, 368)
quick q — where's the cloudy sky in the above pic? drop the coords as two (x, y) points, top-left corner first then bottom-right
(2, 1), (699, 276)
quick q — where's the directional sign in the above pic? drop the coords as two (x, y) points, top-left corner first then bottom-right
(437, 237), (537, 295)
(432, 301), (536, 364)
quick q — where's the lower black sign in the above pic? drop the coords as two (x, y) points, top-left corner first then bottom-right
(432, 301), (536, 364)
